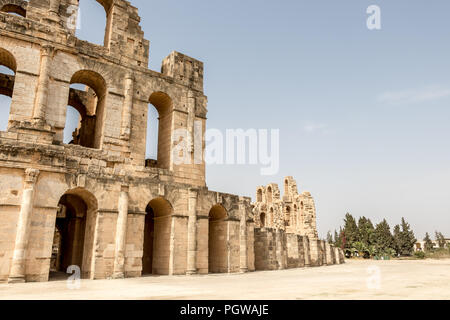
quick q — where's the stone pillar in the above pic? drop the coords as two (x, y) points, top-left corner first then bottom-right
(8, 169), (40, 283)
(113, 185), (129, 279)
(303, 236), (311, 267)
(275, 229), (286, 270)
(120, 74), (134, 140)
(239, 197), (248, 273)
(33, 46), (53, 121)
(186, 189), (198, 275)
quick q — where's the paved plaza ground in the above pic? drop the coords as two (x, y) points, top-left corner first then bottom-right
(1, 259), (449, 300)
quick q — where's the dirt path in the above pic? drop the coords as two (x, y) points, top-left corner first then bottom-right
(1, 259), (449, 300)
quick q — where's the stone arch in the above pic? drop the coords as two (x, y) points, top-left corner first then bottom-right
(256, 188), (263, 202)
(285, 206), (291, 227)
(0, 0), (27, 17)
(146, 91), (173, 170)
(260, 212), (266, 228)
(142, 197), (173, 275)
(50, 187), (98, 280)
(0, 47), (17, 72)
(208, 204), (228, 273)
(266, 186), (273, 204)
(269, 207), (274, 227)
(75, 0), (113, 47)
(66, 69), (107, 148)
(0, 47), (16, 131)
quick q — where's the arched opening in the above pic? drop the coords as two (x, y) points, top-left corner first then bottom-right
(146, 92), (173, 170)
(267, 186), (273, 204)
(50, 189), (97, 280)
(75, 0), (110, 46)
(63, 105), (82, 144)
(145, 104), (159, 165)
(260, 212), (266, 228)
(142, 197), (173, 275)
(0, 3), (26, 17)
(0, 48), (16, 131)
(284, 179), (289, 195)
(256, 189), (263, 202)
(65, 70), (106, 148)
(285, 206), (291, 227)
(298, 201), (304, 227)
(208, 204), (228, 273)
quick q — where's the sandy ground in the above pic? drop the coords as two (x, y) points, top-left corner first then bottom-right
(1, 259), (449, 300)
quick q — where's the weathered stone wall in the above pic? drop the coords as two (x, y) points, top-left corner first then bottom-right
(0, 1), (256, 283)
(254, 228), (278, 271)
(0, 1), (345, 284)
(286, 234), (305, 269)
(252, 177), (345, 271)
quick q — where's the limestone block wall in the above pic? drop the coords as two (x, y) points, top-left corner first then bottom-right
(254, 229), (278, 271)
(325, 242), (333, 266)
(253, 229), (344, 272)
(309, 239), (321, 267)
(246, 222), (255, 272)
(252, 177), (345, 271)
(196, 217), (209, 275)
(286, 233), (305, 269)
(275, 230), (287, 270)
(303, 236), (311, 267)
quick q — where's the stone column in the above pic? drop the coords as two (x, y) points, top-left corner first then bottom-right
(120, 74), (134, 140)
(33, 46), (53, 121)
(9, 169), (40, 283)
(239, 197), (248, 273)
(275, 229), (284, 270)
(226, 220), (232, 273)
(186, 189), (198, 275)
(113, 185), (129, 279)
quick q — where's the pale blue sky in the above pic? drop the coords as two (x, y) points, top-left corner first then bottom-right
(1, 0), (450, 239)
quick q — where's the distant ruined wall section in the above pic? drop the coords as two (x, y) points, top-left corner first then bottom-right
(252, 177), (345, 269)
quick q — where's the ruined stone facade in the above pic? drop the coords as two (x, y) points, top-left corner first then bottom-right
(0, 1), (343, 283)
(252, 177), (345, 269)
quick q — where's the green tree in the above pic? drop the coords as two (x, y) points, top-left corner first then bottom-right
(335, 227), (345, 249)
(333, 230), (339, 246)
(373, 219), (395, 256)
(397, 218), (416, 256)
(393, 224), (402, 255)
(352, 241), (367, 258)
(435, 231), (446, 248)
(424, 233), (434, 251)
(358, 217), (375, 248)
(343, 213), (358, 251)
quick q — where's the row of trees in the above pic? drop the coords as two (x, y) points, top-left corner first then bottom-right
(327, 213), (417, 258)
(423, 231), (449, 251)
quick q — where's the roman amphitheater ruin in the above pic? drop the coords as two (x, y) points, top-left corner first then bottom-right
(0, 0), (344, 283)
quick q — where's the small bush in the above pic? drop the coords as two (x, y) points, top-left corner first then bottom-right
(414, 251), (426, 259)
